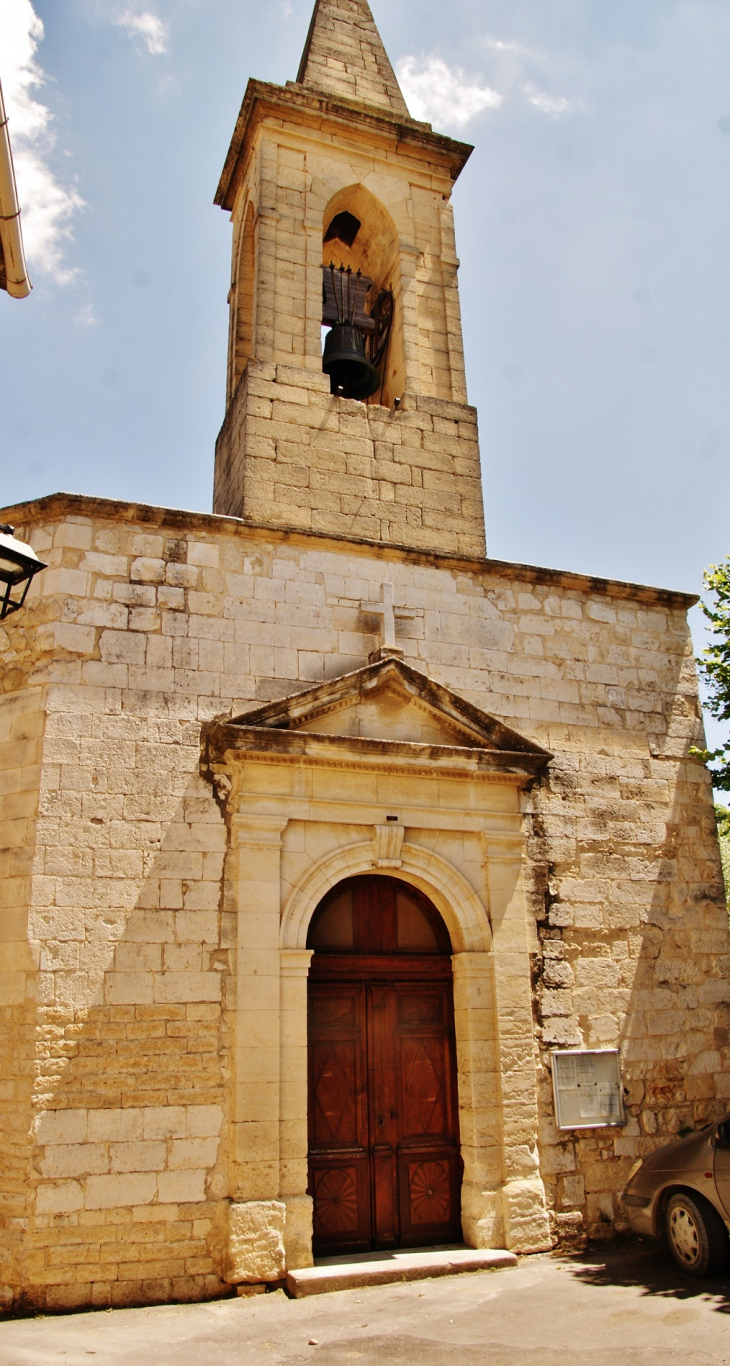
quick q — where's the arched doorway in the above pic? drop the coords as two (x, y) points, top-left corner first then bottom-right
(307, 874), (462, 1255)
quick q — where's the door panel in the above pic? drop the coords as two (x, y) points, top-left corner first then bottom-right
(398, 1149), (462, 1245)
(310, 1157), (371, 1247)
(310, 1039), (360, 1144)
(368, 983), (399, 1248)
(308, 982), (371, 1252)
(372, 1145), (398, 1246)
(393, 982), (461, 1247)
(307, 875), (462, 1255)
(308, 975), (462, 1253)
(400, 1035), (449, 1137)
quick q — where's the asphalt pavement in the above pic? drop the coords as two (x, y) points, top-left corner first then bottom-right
(1, 1241), (730, 1366)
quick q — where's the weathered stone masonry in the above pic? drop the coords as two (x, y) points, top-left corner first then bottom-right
(1, 0), (728, 1316)
(214, 363), (484, 558)
(0, 493), (727, 1308)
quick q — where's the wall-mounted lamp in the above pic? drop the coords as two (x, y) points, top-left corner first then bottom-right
(0, 523), (46, 619)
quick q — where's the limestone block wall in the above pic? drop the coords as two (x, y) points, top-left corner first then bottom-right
(527, 739), (730, 1243)
(0, 678), (47, 1310)
(0, 491), (727, 1309)
(213, 360), (485, 557)
(0, 512), (236, 1312)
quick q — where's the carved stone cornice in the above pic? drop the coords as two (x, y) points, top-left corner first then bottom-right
(215, 78), (473, 212)
(208, 731), (546, 781)
(202, 654), (552, 791)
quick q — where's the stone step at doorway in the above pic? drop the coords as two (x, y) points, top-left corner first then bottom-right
(286, 1245), (517, 1298)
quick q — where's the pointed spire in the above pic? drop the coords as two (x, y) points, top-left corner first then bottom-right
(297, 0), (410, 117)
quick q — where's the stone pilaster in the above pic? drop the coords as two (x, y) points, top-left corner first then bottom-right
(279, 948), (314, 1270)
(485, 833), (552, 1253)
(452, 951), (505, 1249)
(230, 814), (288, 1202)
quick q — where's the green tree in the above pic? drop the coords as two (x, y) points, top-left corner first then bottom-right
(693, 557), (730, 789)
(693, 559), (730, 909)
(716, 805), (730, 911)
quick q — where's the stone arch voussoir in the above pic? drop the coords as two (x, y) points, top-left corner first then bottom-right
(281, 838), (492, 954)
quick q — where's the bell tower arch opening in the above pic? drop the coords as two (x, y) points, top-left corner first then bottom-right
(306, 873), (462, 1256)
(321, 184), (405, 407)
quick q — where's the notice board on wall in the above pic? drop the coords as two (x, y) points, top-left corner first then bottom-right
(551, 1049), (625, 1130)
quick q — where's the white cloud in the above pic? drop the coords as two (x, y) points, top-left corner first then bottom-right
(479, 34), (586, 120)
(0, 0), (84, 282)
(74, 303), (97, 327)
(524, 83), (583, 118)
(483, 37), (536, 57)
(115, 10), (168, 56)
(397, 56), (502, 129)
(399, 35), (586, 128)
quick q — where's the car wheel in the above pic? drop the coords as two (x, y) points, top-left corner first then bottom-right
(665, 1191), (729, 1277)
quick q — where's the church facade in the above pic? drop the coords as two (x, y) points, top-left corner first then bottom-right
(1, 0), (728, 1314)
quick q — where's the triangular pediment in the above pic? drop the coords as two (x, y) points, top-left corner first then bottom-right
(220, 658), (551, 775)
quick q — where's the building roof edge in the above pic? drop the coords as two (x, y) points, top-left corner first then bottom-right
(214, 79), (472, 211)
(0, 490), (700, 611)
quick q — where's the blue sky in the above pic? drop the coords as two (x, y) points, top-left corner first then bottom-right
(1, 0), (729, 731)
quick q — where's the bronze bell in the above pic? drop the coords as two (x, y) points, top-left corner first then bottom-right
(322, 322), (381, 400)
(322, 264), (382, 400)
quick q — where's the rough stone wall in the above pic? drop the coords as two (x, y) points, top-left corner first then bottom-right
(0, 494), (727, 1308)
(0, 678), (46, 1311)
(0, 513), (236, 1312)
(525, 736), (729, 1244)
(213, 360), (485, 557)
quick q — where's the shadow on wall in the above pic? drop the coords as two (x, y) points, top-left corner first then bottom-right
(24, 770), (233, 1312)
(525, 628), (730, 1244)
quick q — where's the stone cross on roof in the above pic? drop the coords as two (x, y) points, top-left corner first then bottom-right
(296, 0), (410, 117)
(362, 582), (418, 662)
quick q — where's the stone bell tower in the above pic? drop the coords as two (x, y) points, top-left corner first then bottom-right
(213, 0), (486, 558)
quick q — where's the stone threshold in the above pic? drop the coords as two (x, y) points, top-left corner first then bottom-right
(286, 1245), (517, 1298)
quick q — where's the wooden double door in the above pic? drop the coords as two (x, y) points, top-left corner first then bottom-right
(307, 876), (462, 1255)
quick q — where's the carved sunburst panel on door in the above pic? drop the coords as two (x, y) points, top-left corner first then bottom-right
(408, 1159), (452, 1225)
(312, 1166), (362, 1238)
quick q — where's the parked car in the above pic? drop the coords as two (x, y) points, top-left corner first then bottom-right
(623, 1114), (730, 1275)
